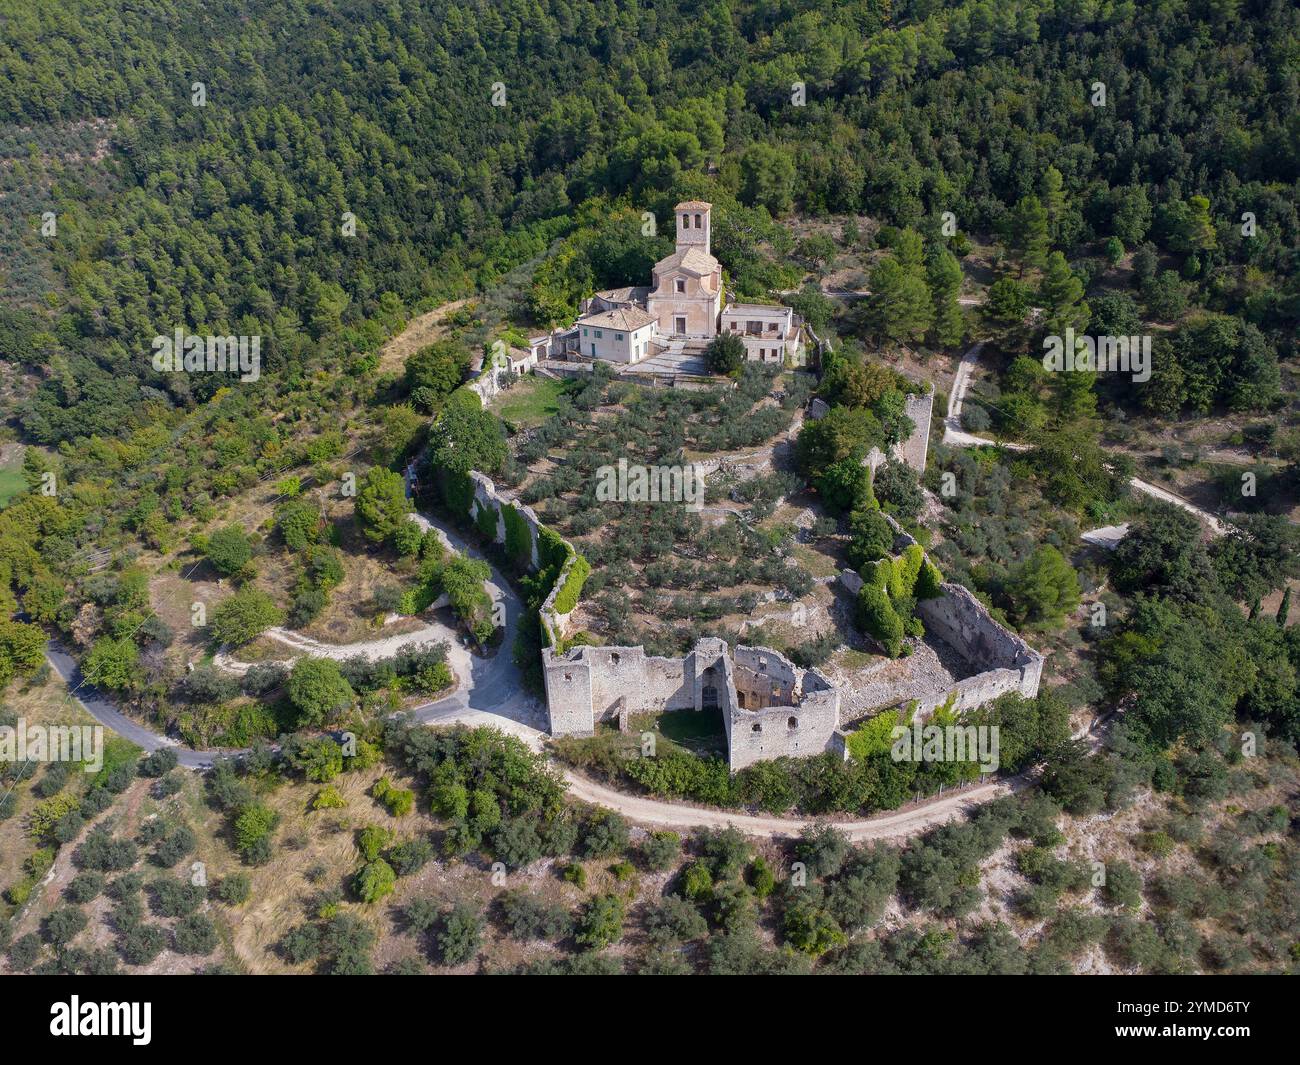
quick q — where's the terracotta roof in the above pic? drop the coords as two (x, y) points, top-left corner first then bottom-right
(591, 285), (650, 305)
(675, 200), (712, 210)
(576, 306), (658, 331)
(653, 245), (720, 278)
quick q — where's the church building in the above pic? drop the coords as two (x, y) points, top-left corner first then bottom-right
(531, 201), (804, 370)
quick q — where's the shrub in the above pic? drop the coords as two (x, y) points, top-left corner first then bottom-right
(1100, 860), (1144, 910)
(497, 890), (573, 942)
(579, 809), (629, 859)
(794, 825), (851, 879)
(393, 520), (424, 557)
(8, 933), (42, 971)
(82, 636), (139, 690)
(575, 893), (625, 951)
(643, 896), (708, 947)
(857, 584), (904, 657)
(153, 826), (197, 867)
(312, 786), (346, 811)
(209, 588), (284, 646)
(151, 879), (206, 918)
(354, 860), (397, 904)
(357, 825), (393, 862)
(638, 830), (682, 872)
(241, 663), (288, 696)
(216, 874), (251, 905)
(682, 860), (714, 902)
(705, 332), (745, 374)
(66, 872), (106, 904)
(847, 507), (894, 568)
(44, 906), (89, 949)
(176, 666), (240, 704)
(489, 818), (544, 869)
(173, 914), (218, 955)
(749, 857), (776, 899)
(915, 558), (944, 599)
(233, 804), (279, 864)
(286, 658), (354, 727)
(29, 792), (83, 844)
(74, 827), (138, 872)
(438, 902), (483, 966)
(279, 923), (323, 965)
(388, 839), (435, 876)
(204, 526), (253, 577)
(372, 777), (415, 817)
(292, 737), (344, 783)
(120, 924), (167, 966)
(961, 403), (991, 432)
(783, 889), (848, 956)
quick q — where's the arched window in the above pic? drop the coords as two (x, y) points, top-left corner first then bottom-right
(695, 213), (702, 228)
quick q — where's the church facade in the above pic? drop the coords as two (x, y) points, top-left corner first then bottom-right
(644, 200), (724, 338)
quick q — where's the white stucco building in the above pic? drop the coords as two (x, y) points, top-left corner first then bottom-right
(720, 303), (803, 365)
(574, 306), (657, 363)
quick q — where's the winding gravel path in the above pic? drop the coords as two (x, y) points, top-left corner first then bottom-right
(943, 340), (1230, 538)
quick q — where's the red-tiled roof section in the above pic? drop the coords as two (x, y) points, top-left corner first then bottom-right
(576, 306), (658, 330)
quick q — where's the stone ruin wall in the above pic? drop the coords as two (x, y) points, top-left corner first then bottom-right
(544, 640), (837, 771)
(543, 563), (1044, 771)
(896, 391), (934, 473)
(468, 471), (542, 570)
(726, 646), (841, 772)
(914, 582), (1045, 711)
(465, 469), (584, 645)
(811, 391), (933, 476)
(839, 521), (1046, 724)
(544, 638), (735, 734)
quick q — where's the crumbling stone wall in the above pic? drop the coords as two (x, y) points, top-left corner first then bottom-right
(726, 646), (840, 771)
(896, 391), (933, 473)
(543, 544), (1043, 770)
(733, 644), (801, 708)
(468, 471), (541, 569)
(915, 581), (1043, 701)
(837, 536), (1045, 723)
(465, 469), (587, 646)
(859, 392), (933, 481)
(544, 639), (839, 771)
(543, 639), (731, 735)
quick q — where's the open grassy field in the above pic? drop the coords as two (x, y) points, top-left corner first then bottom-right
(490, 374), (571, 429)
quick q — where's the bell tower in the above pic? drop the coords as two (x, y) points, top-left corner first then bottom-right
(675, 201), (711, 256)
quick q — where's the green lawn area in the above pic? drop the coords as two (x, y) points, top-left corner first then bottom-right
(0, 450), (25, 508)
(630, 708), (727, 755)
(491, 375), (570, 428)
